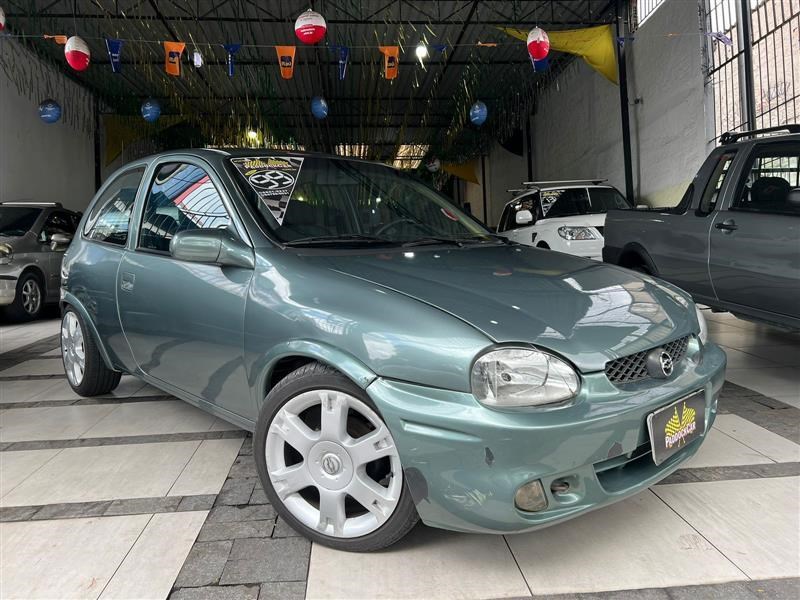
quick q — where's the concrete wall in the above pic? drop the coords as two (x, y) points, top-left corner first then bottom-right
(0, 40), (97, 212)
(467, 0), (712, 225)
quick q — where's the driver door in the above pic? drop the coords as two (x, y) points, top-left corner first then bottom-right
(116, 160), (254, 417)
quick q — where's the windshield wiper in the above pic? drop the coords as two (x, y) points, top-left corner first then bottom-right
(284, 234), (397, 247)
(401, 237), (465, 247)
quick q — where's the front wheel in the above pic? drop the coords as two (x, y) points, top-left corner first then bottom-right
(7, 272), (44, 320)
(254, 362), (418, 551)
(61, 308), (122, 396)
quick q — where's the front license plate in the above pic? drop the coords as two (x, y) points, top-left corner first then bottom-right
(647, 391), (706, 466)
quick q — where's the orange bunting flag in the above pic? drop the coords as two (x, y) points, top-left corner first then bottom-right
(379, 46), (399, 80)
(164, 41), (185, 76)
(276, 46), (296, 79)
(44, 34), (68, 44)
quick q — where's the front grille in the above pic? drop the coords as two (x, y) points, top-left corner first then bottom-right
(595, 226), (604, 237)
(605, 336), (690, 385)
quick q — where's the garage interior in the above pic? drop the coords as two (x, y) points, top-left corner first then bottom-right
(0, 1), (799, 599)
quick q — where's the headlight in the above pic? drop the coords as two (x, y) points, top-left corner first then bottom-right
(471, 348), (580, 407)
(557, 226), (596, 241)
(0, 243), (13, 265)
(695, 305), (708, 344)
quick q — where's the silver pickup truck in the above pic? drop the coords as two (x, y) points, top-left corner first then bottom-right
(603, 125), (800, 330)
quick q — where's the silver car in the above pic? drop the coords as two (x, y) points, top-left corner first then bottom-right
(0, 202), (80, 320)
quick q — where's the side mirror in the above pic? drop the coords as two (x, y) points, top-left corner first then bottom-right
(170, 229), (255, 269)
(515, 209), (534, 225)
(50, 232), (72, 250)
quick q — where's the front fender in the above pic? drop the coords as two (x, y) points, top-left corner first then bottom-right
(61, 291), (117, 372)
(250, 339), (377, 407)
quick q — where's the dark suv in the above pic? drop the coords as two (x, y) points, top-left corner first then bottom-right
(604, 125), (800, 330)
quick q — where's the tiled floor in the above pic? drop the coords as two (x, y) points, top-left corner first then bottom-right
(0, 310), (798, 600)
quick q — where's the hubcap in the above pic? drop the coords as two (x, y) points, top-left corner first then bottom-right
(266, 390), (402, 539)
(61, 312), (85, 386)
(21, 279), (41, 315)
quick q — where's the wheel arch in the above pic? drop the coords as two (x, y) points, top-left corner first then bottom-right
(60, 291), (116, 371)
(255, 340), (377, 404)
(618, 242), (659, 275)
(19, 264), (47, 292)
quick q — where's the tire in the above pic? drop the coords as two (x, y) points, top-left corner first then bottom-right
(536, 242), (550, 250)
(254, 362), (419, 552)
(61, 307), (121, 396)
(6, 272), (44, 321)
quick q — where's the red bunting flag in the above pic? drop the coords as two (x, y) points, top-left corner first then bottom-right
(164, 41), (185, 76)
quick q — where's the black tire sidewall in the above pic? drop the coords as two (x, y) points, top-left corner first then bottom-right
(253, 364), (418, 552)
(61, 307), (121, 396)
(10, 273), (43, 320)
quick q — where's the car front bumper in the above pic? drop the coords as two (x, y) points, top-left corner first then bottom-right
(556, 238), (603, 260)
(0, 274), (19, 306)
(367, 342), (726, 534)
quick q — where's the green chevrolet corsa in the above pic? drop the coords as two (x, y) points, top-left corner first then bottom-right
(60, 150), (726, 551)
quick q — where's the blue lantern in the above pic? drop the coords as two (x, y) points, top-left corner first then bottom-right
(469, 101), (487, 126)
(38, 99), (62, 124)
(141, 99), (161, 122)
(311, 96), (328, 120)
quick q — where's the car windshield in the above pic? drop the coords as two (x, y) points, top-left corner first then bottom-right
(0, 207), (41, 236)
(541, 187), (631, 219)
(229, 155), (492, 246)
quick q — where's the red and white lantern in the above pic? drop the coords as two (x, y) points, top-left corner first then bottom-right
(0, 6), (6, 32)
(294, 9), (326, 44)
(526, 27), (550, 61)
(64, 36), (91, 71)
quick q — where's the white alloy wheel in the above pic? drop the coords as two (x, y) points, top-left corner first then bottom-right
(265, 389), (402, 538)
(61, 311), (86, 386)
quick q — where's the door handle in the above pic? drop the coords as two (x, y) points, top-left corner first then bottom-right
(715, 219), (738, 232)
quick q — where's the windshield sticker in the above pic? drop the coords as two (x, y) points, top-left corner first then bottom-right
(540, 190), (560, 216)
(231, 156), (304, 224)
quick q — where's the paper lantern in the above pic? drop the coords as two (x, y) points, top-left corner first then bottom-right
(526, 27), (550, 61)
(469, 101), (487, 126)
(295, 9), (326, 44)
(426, 158), (441, 172)
(141, 99), (161, 122)
(64, 36), (91, 71)
(311, 96), (328, 120)
(0, 7), (6, 32)
(38, 99), (61, 124)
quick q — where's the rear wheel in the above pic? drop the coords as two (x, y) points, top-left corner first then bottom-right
(254, 362), (418, 551)
(7, 272), (44, 321)
(61, 308), (121, 396)
(536, 242), (550, 250)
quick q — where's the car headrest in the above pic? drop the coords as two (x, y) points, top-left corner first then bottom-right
(751, 177), (790, 206)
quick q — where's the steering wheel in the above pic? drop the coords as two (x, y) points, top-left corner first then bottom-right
(374, 218), (429, 237)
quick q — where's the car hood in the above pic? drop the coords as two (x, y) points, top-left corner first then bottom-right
(308, 244), (695, 372)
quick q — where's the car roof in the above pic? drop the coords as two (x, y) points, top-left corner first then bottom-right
(503, 185), (618, 207)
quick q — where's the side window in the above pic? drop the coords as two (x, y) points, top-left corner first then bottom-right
(501, 195), (536, 232)
(697, 152), (735, 216)
(41, 211), (76, 240)
(733, 148), (800, 216)
(139, 163), (231, 253)
(84, 168), (145, 246)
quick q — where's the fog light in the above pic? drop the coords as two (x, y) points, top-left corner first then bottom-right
(514, 480), (548, 512)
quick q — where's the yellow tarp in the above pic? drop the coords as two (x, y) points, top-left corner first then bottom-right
(442, 160), (479, 184)
(498, 24), (618, 84)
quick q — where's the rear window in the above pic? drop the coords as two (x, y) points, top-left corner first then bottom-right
(0, 207), (41, 236)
